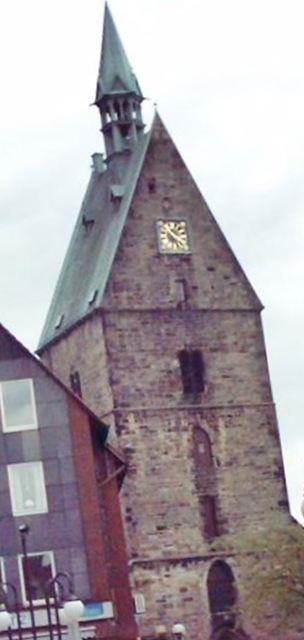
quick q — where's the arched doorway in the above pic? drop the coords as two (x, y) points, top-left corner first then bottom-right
(214, 629), (236, 640)
(207, 560), (237, 630)
(207, 562), (249, 639)
(211, 627), (248, 640)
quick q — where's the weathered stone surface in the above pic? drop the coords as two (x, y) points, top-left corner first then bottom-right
(41, 118), (295, 639)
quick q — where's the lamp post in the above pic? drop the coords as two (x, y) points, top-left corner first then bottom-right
(19, 525), (84, 640)
(18, 524), (37, 640)
(0, 605), (12, 635)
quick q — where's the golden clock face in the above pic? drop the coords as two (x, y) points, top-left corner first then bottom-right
(157, 220), (190, 254)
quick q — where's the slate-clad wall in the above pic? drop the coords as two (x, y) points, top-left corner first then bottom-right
(0, 328), (138, 640)
(0, 334), (90, 601)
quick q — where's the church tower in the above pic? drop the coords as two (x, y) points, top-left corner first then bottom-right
(38, 5), (292, 639)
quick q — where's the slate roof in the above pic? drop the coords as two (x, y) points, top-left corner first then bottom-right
(1, 323), (126, 480)
(95, 3), (143, 103)
(0, 323), (108, 436)
(37, 119), (154, 352)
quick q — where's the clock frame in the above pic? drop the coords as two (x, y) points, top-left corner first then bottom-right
(156, 219), (191, 254)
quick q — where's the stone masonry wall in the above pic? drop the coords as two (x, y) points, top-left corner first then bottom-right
(101, 309), (272, 408)
(43, 316), (115, 431)
(42, 305), (290, 639)
(101, 115), (261, 314)
(115, 404), (287, 560)
(40, 117), (293, 638)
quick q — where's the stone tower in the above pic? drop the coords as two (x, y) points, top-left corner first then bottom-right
(38, 5), (292, 640)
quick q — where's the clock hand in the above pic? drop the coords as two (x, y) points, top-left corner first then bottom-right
(167, 229), (184, 243)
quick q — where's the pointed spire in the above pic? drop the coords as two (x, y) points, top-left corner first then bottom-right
(95, 3), (145, 160)
(95, 3), (143, 104)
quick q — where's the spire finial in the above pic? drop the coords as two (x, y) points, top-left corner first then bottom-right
(95, 2), (143, 104)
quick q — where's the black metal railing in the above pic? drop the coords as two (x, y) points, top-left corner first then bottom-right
(0, 525), (83, 640)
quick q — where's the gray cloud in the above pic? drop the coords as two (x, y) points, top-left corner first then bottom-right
(0, 0), (303, 521)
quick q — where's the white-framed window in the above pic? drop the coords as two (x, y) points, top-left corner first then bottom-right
(0, 557), (6, 586)
(0, 379), (38, 433)
(18, 551), (55, 605)
(7, 462), (48, 516)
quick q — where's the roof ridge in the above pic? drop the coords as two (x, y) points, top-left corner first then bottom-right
(0, 322), (109, 434)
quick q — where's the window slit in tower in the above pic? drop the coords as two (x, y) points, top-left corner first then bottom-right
(193, 427), (219, 540)
(148, 178), (156, 194)
(69, 371), (82, 398)
(203, 495), (219, 539)
(175, 279), (187, 305)
(178, 349), (205, 394)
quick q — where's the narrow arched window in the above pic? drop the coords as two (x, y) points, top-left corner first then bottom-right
(193, 428), (218, 539)
(69, 371), (82, 398)
(193, 427), (213, 468)
(207, 561), (237, 631)
(203, 495), (218, 539)
(178, 349), (205, 394)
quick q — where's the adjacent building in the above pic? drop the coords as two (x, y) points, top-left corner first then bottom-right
(0, 323), (137, 640)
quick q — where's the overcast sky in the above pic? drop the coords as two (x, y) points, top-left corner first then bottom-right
(0, 0), (303, 521)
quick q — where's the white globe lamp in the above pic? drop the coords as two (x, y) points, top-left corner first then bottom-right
(0, 609), (12, 632)
(63, 598), (84, 624)
(172, 623), (186, 637)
